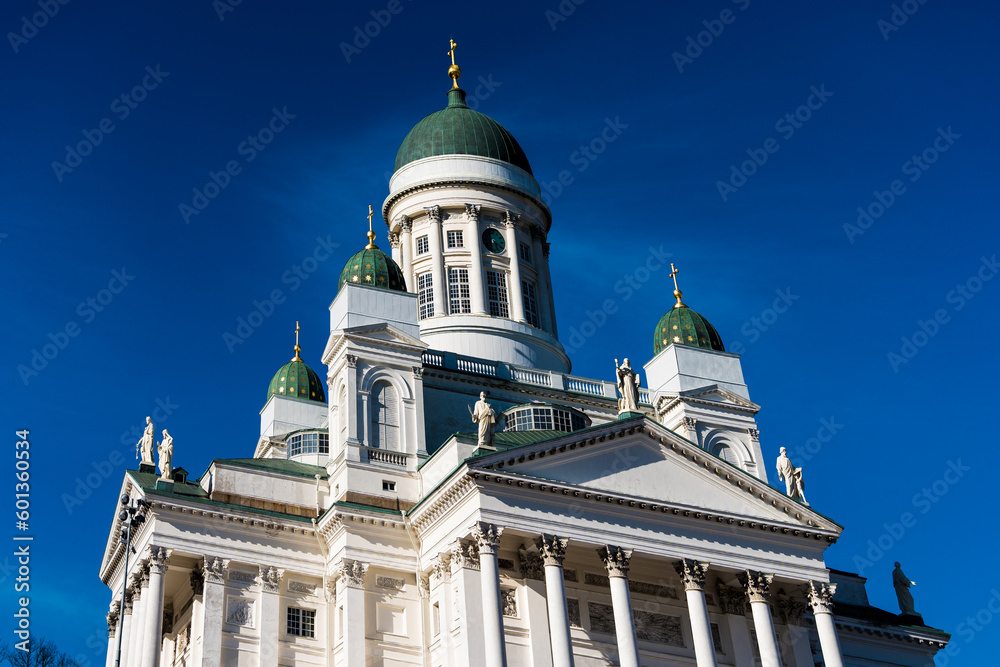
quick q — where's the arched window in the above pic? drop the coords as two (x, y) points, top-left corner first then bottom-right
(370, 382), (399, 450)
(338, 387), (347, 446)
(713, 442), (741, 467)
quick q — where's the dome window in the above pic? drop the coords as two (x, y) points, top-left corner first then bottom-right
(500, 404), (589, 433)
(287, 431), (329, 458)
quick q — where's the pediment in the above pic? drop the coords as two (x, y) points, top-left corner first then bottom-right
(324, 323), (426, 363)
(474, 419), (838, 533)
(656, 384), (760, 414)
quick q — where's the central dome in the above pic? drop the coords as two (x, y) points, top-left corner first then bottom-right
(394, 88), (533, 175)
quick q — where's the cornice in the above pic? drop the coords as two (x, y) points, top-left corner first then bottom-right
(833, 618), (949, 648)
(382, 179), (552, 228)
(410, 473), (479, 535)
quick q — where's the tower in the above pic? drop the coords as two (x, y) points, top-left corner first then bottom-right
(381, 41), (570, 373)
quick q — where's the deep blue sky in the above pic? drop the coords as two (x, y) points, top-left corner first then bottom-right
(2, 0), (997, 663)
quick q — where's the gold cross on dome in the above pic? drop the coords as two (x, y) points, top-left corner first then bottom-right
(292, 321), (303, 361)
(448, 39), (458, 66)
(365, 204), (377, 249)
(669, 263), (680, 291)
(669, 263), (686, 308)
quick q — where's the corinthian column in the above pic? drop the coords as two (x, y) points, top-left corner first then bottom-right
(537, 535), (574, 667)
(128, 568), (148, 667)
(140, 547), (171, 667)
(502, 212), (525, 322)
(674, 560), (717, 667)
(335, 558), (369, 666)
(739, 571), (780, 667)
(598, 546), (640, 667)
(424, 205), (447, 315)
(118, 591), (134, 667)
(474, 522), (507, 667)
(258, 565), (285, 667)
(106, 602), (119, 667)
(200, 556), (229, 667)
(465, 204), (486, 314)
(808, 582), (844, 667)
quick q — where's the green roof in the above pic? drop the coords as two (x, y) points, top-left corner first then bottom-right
(394, 88), (533, 175)
(653, 304), (725, 355)
(268, 359), (326, 404)
(212, 458), (328, 480)
(337, 245), (407, 294)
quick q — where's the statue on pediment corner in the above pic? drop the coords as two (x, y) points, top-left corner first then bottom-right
(776, 447), (808, 505)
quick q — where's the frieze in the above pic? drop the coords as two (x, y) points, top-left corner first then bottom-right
(567, 598), (582, 628)
(377, 576), (405, 590)
(585, 572), (677, 599)
(226, 596), (254, 628)
(498, 558), (515, 571)
(229, 570), (257, 584)
(634, 609), (685, 646)
(288, 580), (316, 595)
(564, 569), (578, 582)
(717, 583), (747, 615)
(776, 587), (807, 626)
(518, 546), (544, 581)
(501, 589), (518, 618)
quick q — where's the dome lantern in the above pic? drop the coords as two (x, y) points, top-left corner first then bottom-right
(268, 322), (326, 404)
(337, 204), (407, 293)
(653, 264), (725, 355)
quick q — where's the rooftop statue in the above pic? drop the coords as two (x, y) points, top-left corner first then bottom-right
(469, 392), (496, 448)
(776, 447), (808, 505)
(614, 358), (641, 415)
(893, 562), (919, 616)
(136, 416), (155, 465)
(158, 429), (173, 481)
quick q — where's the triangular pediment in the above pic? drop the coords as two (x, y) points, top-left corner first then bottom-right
(474, 418), (839, 532)
(656, 384), (760, 414)
(324, 323), (426, 363)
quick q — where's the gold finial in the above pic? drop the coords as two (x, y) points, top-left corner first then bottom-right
(447, 38), (461, 89)
(365, 204), (377, 249)
(292, 321), (303, 361)
(669, 263), (686, 308)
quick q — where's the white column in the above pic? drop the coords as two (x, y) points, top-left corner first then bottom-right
(201, 556), (229, 667)
(128, 571), (147, 667)
(389, 232), (402, 276)
(188, 570), (205, 667)
(530, 227), (553, 334)
(474, 522), (507, 667)
(537, 535), (573, 667)
(598, 546), (640, 667)
(541, 242), (558, 338)
(808, 582), (844, 667)
(140, 547), (171, 667)
(117, 593), (134, 667)
(717, 584), (754, 667)
(741, 571), (780, 667)
(425, 205), (447, 316)
(106, 602), (120, 667)
(674, 560), (718, 667)
(431, 554), (456, 664)
(335, 558), (369, 667)
(452, 539), (486, 666)
(258, 566), (284, 667)
(323, 579), (337, 667)
(465, 204), (487, 314)
(400, 216), (413, 292)
(502, 212), (525, 322)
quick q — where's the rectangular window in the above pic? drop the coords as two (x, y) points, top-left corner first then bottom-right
(487, 271), (510, 318)
(447, 230), (464, 248)
(519, 241), (532, 263)
(287, 607), (316, 638)
(417, 273), (434, 319)
(553, 409), (572, 432)
(382, 480), (396, 492)
(416, 235), (429, 255)
(448, 267), (471, 314)
(521, 280), (540, 328)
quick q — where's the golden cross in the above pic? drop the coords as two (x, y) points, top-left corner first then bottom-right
(447, 39), (458, 66)
(669, 263), (680, 291)
(367, 204), (374, 231)
(365, 204), (376, 249)
(292, 321), (302, 361)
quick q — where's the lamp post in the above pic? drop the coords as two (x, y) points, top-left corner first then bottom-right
(114, 494), (148, 667)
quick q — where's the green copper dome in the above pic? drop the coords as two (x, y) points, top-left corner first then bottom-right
(268, 360), (326, 404)
(653, 303), (725, 355)
(394, 88), (533, 175)
(337, 244), (407, 293)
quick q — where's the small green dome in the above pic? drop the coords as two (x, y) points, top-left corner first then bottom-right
(268, 360), (326, 404)
(337, 245), (407, 293)
(653, 305), (725, 355)
(394, 88), (533, 175)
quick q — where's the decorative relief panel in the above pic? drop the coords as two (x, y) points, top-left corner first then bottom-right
(288, 581), (316, 595)
(377, 576), (405, 590)
(498, 558), (515, 571)
(584, 573), (677, 599)
(228, 570), (256, 584)
(501, 589), (518, 618)
(634, 609), (684, 646)
(711, 623), (724, 653)
(564, 569), (578, 582)
(225, 596), (255, 628)
(588, 602), (616, 635)
(567, 598), (582, 628)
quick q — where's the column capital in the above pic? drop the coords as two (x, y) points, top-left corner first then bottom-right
(748, 427), (760, 441)
(465, 203), (481, 221)
(739, 570), (774, 603)
(542, 242), (551, 258)
(530, 225), (545, 243)
(673, 559), (710, 591)
(807, 581), (837, 614)
(202, 555), (229, 584)
(146, 546), (171, 575)
(189, 569), (205, 596)
(472, 521), (504, 555)
(399, 215), (412, 233)
(451, 538), (480, 571)
(346, 354), (358, 368)
(257, 565), (285, 593)
(597, 545), (633, 578)
(324, 576), (337, 603)
(517, 545), (544, 580)
(716, 583), (747, 615)
(502, 210), (520, 229)
(335, 558), (369, 589)
(107, 602), (121, 636)
(388, 231), (401, 249)
(432, 552), (453, 583)
(419, 575), (431, 600)
(139, 561), (151, 588)
(535, 534), (569, 567)
(682, 417), (698, 431)
(424, 205), (441, 222)
(122, 589), (136, 615)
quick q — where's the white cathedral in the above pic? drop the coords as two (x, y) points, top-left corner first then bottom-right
(98, 48), (950, 667)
